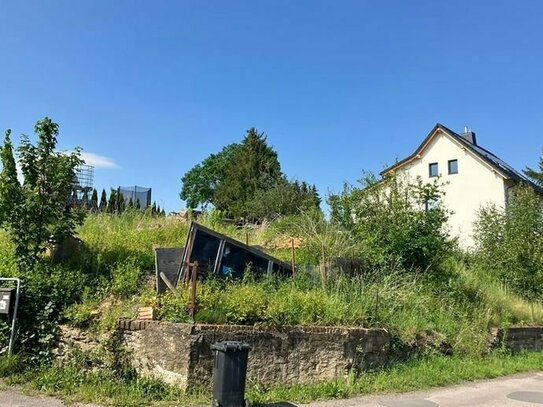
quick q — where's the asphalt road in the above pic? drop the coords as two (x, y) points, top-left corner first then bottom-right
(0, 372), (542, 406)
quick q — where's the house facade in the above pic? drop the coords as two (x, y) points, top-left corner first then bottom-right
(381, 123), (542, 247)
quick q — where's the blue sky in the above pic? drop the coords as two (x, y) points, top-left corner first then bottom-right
(1, 1), (542, 212)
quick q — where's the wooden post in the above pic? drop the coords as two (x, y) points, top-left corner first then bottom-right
(183, 229), (195, 285)
(291, 238), (296, 277)
(245, 230), (249, 246)
(189, 261), (199, 321)
(183, 261), (190, 285)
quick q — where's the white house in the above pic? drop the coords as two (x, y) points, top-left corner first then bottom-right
(381, 123), (543, 247)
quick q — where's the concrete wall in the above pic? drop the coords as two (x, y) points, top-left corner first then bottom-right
(394, 129), (508, 247)
(118, 320), (394, 390)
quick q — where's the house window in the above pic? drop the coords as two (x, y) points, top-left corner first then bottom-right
(448, 159), (458, 175)
(429, 162), (438, 177)
(425, 197), (439, 212)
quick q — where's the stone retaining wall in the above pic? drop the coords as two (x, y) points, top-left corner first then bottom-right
(493, 326), (543, 352)
(118, 320), (394, 390)
(57, 321), (543, 391)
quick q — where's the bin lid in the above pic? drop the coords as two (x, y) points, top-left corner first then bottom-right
(211, 341), (251, 352)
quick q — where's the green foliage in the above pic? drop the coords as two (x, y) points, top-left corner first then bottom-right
(474, 186), (543, 304)
(99, 189), (107, 211)
(214, 128), (283, 219)
(0, 354), (24, 377)
(5, 353), (205, 407)
(0, 130), (22, 229)
(180, 143), (241, 209)
(111, 258), (144, 299)
(329, 173), (454, 271)
(0, 117), (90, 359)
(107, 189), (118, 213)
(245, 178), (321, 221)
(181, 128), (320, 221)
(0, 118), (84, 268)
(523, 149), (543, 186)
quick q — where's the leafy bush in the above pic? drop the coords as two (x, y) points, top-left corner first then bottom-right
(0, 119), (85, 268)
(329, 173), (455, 272)
(111, 258), (144, 299)
(474, 186), (543, 304)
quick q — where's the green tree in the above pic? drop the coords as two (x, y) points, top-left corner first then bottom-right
(180, 143), (241, 209)
(214, 128), (282, 219)
(99, 189), (107, 211)
(117, 192), (126, 212)
(0, 118), (84, 268)
(0, 130), (23, 235)
(524, 149), (543, 187)
(91, 188), (98, 203)
(107, 189), (118, 213)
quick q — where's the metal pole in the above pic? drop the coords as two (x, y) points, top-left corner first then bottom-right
(0, 277), (21, 355)
(9, 279), (20, 355)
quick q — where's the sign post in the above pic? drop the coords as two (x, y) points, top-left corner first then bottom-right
(0, 278), (21, 355)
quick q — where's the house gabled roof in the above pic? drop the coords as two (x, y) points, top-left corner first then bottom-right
(381, 123), (543, 194)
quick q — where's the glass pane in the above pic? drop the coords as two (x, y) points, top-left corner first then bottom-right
(219, 242), (247, 279)
(246, 252), (269, 276)
(189, 230), (221, 274)
(429, 163), (438, 177)
(448, 160), (458, 174)
(272, 262), (292, 278)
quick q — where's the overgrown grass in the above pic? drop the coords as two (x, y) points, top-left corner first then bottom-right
(77, 212), (291, 269)
(1, 351), (542, 406)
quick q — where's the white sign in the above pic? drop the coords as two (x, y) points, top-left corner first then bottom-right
(0, 300), (6, 311)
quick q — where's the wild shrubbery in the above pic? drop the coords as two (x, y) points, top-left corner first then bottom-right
(474, 186), (543, 306)
(328, 173), (454, 272)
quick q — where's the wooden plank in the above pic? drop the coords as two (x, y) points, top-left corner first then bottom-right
(155, 247), (184, 293)
(159, 272), (178, 294)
